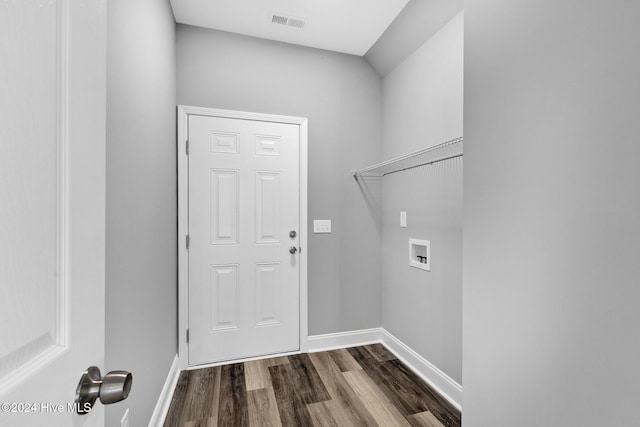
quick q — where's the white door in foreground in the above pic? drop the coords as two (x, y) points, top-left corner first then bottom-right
(188, 115), (301, 365)
(0, 1), (106, 426)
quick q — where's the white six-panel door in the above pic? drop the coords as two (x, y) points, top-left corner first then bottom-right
(0, 1), (106, 426)
(187, 114), (302, 365)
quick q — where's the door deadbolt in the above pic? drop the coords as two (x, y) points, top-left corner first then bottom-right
(289, 246), (298, 254)
(289, 230), (297, 239)
(75, 366), (132, 415)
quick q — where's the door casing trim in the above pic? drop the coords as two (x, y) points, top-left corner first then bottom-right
(177, 105), (308, 369)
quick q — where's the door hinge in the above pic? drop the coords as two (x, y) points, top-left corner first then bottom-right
(186, 329), (189, 343)
(186, 139), (189, 155)
(186, 234), (190, 249)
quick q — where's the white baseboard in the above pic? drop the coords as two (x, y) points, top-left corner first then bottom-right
(307, 328), (383, 352)
(380, 329), (462, 410)
(307, 328), (462, 410)
(148, 355), (180, 427)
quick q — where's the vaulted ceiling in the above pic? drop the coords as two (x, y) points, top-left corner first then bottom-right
(170, 0), (464, 77)
(169, 0), (409, 56)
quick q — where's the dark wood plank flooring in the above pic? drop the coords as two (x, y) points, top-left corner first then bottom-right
(163, 344), (461, 427)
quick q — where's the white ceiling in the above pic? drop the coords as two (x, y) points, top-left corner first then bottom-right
(170, 0), (410, 56)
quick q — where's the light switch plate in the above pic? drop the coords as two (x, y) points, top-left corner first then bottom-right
(400, 211), (407, 227)
(313, 220), (331, 233)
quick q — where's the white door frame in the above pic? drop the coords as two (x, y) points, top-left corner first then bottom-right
(177, 105), (308, 370)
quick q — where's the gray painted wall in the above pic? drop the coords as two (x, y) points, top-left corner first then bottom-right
(176, 25), (383, 335)
(365, 0), (463, 77)
(105, 1), (177, 425)
(464, 1), (640, 425)
(381, 13), (463, 384)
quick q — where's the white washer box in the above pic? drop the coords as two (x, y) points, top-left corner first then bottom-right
(409, 238), (431, 271)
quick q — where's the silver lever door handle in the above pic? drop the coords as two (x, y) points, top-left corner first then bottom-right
(75, 366), (132, 414)
(289, 246), (298, 254)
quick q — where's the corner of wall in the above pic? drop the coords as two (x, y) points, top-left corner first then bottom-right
(106, 0), (178, 425)
(379, 10), (464, 385)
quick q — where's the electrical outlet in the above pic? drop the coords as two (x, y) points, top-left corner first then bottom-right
(121, 408), (130, 427)
(313, 220), (331, 233)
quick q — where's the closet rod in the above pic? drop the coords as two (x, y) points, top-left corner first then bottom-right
(352, 136), (463, 179)
(380, 152), (463, 177)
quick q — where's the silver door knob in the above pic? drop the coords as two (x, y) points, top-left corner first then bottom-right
(289, 246), (298, 254)
(75, 366), (132, 415)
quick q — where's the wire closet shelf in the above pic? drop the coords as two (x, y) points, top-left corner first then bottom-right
(352, 136), (463, 179)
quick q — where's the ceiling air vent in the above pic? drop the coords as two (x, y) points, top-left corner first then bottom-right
(271, 13), (306, 29)
(271, 14), (289, 25)
(287, 18), (305, 29)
